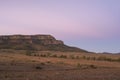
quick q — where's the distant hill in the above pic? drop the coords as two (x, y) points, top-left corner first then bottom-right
(0, 35), (88, 52)
(101, 52), (113, 54)
(116, 53), (120, 55)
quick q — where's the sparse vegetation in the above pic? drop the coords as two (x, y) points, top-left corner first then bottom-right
(76, 56), (80, 59)
(46, 52), (52, 57)
(25, 50), (36, 56)
(40, 62), (45, 65)
(46, 61), (51, 64)
(0, 51), (120, 80)
(77, 63), (81, 68)
(31, 60), (37, 62)
(30, 52), (120, 63)
(91, 57), (96, 60)
(77, 63), (97, 69)
(35, 66), (42, 70)
(69, 55), (75, 59)
(40, 54), (47, 57)
(89, 64), (97, 69)
(80, 55), (120, 62)
(59, 55), (67, 58)
(51, 54), (57, 57)
(117, 58), (120, 62)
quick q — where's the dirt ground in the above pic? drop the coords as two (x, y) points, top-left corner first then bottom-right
(0, 50), (120, 80)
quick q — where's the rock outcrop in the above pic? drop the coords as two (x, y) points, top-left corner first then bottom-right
(0, 35), (63, 45)
(0, 35), (88, 52)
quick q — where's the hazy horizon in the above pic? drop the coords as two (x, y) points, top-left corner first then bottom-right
(0, 0), (120, 53)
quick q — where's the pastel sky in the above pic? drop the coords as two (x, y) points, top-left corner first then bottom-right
(0, 0), (120, 53)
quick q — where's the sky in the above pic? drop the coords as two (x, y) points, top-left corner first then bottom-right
(0, 0), (120, 53)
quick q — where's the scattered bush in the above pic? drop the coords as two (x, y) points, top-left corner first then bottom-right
(117, 58), (120, 62)
(51, 54), (57, 57)
(77, 63), (97, 69)
(89, 64), (97, 69)
(97, 56), (114, 62)
(35, 66), (42, 70)
(26, 50), (35, 56)
(77, 63), (81, 68)
(40, 54), (47, 57)
(69, 55), (75, 59)
(31, 60), (37, 62)
(59, 55), (67, 58)
(91, 57), (96, 60)
(33, 54), (38, 56)
(46, 61), (51, 63)
(46, 52), (51, 57)
(86, 57), (91, 60)
(40, 62), (45, 65)
(112, 58), (120, 62)
(82, 56), (86, 59)
(80, 55), (118, 62)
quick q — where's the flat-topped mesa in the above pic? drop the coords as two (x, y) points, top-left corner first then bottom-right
(0, 34), (88, 52)
(0, 35), (55, 39)
(0, 35), (64, 45)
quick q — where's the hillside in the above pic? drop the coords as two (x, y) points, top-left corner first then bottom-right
(0, 35), (120, 80)
(0, 35), (88, 52)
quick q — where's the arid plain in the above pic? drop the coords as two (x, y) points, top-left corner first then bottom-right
(0, 49), (120, 80)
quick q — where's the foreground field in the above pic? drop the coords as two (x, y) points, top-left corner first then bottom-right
(0, 50), (120, 80)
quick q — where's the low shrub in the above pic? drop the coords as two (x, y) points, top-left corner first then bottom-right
(89, 64), (97, 69)
(35, 66), (42, 70)
(59, 55), (67, 58)
(46, 52), (51, 57)
(51, 54), (57, 57)
(40, 62), (45, 65)
(46, 61), (51, 63)
(77, 63), (81, 68)
(69, 55), (75, 59)
(77, 63), (97, 69)
(26, 50), (35, 56)
(40, 54), (47, 57)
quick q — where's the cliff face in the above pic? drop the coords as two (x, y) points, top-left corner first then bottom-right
(0, 35), (87, 52)
(0, 35), (63, 45)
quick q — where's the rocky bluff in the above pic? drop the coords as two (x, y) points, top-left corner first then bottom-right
(0, 35), (87, 52)
(0, 35), (63, 45)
